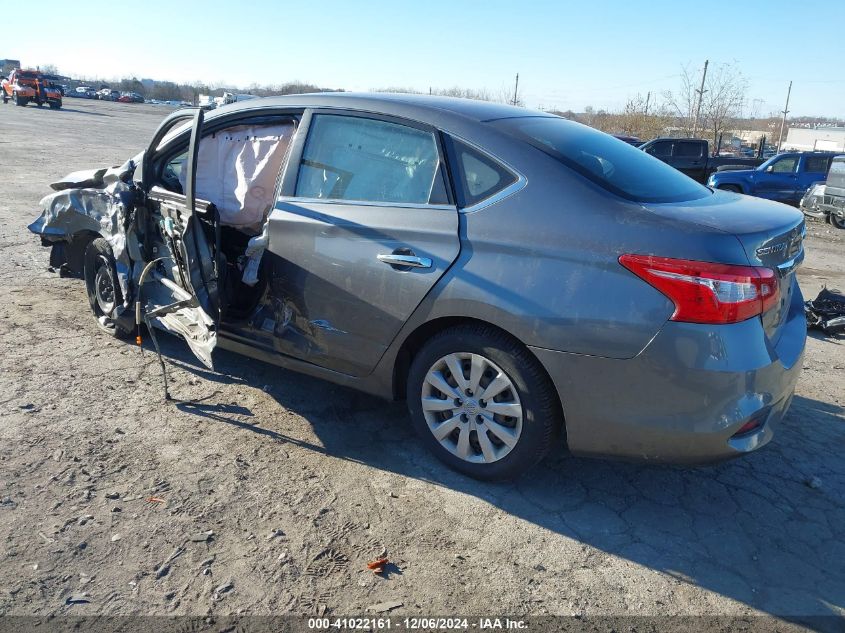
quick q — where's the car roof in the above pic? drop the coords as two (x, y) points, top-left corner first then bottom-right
(780, 150), (838, 156)
(644, 138), (705, 142)
(205, 92), (555, 130)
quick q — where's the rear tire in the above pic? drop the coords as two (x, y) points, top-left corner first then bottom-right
(406, 324), (562, 481)
(83, 238), (132, 339)
(718, 184), (743, 193)
(13, 92), (26, 106)
(831, 214), (845, 230)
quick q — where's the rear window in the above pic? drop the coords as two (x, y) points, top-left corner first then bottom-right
(827, 157), (845, 188)
(493, 117), (710, 203)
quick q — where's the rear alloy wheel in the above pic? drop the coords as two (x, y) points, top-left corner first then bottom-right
(84, 238), (132, 339)
(407, 324), (561, 480)
(831, 213), (845, 230)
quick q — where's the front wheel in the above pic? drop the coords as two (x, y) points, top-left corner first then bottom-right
(83, 238), (132, 339)
(406, 324), (562, 481)
(13, 92), (27, 106)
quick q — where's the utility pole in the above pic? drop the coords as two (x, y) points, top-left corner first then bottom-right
(644, 91), (651, 115)
(512, 73), (519, 106)
(691, 59), (708, 138)
(777, 80), (792, 152)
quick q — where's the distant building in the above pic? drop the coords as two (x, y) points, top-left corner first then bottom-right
(0, 59), (21, 74)
(783, 127), (845, 152)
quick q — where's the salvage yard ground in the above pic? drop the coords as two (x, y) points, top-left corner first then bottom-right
(0, 99), (843, 622)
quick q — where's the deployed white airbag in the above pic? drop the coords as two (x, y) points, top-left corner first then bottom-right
(179, 123), (294, 228)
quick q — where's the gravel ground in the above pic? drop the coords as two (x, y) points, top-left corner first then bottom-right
(0, 99), (843, 625)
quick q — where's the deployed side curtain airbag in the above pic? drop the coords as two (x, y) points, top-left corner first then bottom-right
(179, 123), (295, 228)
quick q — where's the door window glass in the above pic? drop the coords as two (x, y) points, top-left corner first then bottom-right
(296, 115), (440, 205)
(770, 156), (799, 173)
(645, 141), (672, 157)
(674, 141), (703, 158)
(804, 156), (830, 173)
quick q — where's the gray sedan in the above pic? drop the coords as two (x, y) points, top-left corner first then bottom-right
(28, 93), (806, 480)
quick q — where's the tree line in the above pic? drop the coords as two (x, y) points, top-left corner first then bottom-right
(48, 63), (842, 145)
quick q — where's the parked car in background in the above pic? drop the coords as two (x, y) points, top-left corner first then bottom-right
(97, 88), (121, 101)
(74, 86), (97, 99)
(1, 68), (62, 108)
(708, 151), (837, 206)
(801, 155), (845, 229)
(639, 138), (764, 183)
(118, 92), (144, 103)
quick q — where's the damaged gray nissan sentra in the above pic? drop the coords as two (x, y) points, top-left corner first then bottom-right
(29, 93), (807, 480)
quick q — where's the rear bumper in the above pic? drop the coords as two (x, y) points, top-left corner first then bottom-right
(531, 283), (806, 464)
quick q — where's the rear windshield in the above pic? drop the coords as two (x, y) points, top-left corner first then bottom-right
(493, 117), (711, 203)
(828, 157), (845, 189)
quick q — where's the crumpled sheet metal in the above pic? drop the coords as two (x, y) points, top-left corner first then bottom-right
(28, 159), (137, 307)
(805, 288), (845, 335)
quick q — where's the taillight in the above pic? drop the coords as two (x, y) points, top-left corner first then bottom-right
(619, 254), (779, 325)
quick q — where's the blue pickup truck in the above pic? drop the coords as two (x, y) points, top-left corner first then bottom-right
(707, 151), (837, 205)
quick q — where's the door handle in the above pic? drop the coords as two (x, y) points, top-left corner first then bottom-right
(377, 253), (432, 269)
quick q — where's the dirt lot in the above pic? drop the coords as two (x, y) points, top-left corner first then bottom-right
(0, 99), (843, 624)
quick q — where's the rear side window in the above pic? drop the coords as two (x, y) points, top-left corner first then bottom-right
(804, 156), (830, 173)
(445, 137), (517, 207)
(674, 141), (703, 158)
(494, 117), (710, 203)
(295, 114), (441, 205)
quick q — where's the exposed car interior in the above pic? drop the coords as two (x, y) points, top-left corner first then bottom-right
(157, 117), (297, 320)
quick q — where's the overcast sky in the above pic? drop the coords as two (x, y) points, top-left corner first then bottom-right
(6, 0), (845, 118)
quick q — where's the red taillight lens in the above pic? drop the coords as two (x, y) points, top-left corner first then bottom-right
(619, 254), (779, 325)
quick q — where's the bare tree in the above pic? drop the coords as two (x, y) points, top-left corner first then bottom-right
(619, 93), (670, 140)
(664, 64), (698, 137)
(665, 62), (747, 144)
(493, 83), (523, 107)
(700, 63), (747, 148)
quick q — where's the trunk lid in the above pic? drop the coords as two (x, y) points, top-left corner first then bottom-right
(642, 190), (804, 344)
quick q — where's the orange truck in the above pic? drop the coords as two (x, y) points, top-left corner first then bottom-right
(2, 68), (62, 108)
